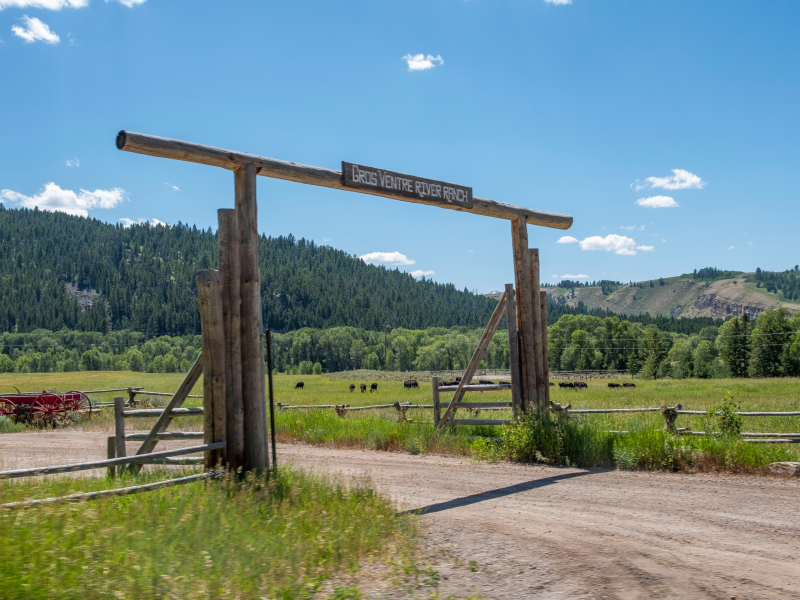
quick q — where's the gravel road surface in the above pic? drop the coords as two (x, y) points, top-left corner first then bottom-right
(2, 431), (798, 599)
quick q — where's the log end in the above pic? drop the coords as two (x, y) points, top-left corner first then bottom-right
(116, 130), (128, 151)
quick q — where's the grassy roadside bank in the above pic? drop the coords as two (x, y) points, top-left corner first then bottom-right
(0, 467), (419, 600)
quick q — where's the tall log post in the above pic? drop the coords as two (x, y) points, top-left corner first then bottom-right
(218, 209), (245, 472)
(432, 376), (440, 427)
(511, 217), (537, 412)
(529, 249), (546, 406)
(196, 269), (227, 469)
(540, 290), (550, 403)
(505, 283), (522, 417)
(236, 163), (269, 473)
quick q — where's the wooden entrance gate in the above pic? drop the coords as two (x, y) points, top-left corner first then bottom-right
(116, 131), (573, 470)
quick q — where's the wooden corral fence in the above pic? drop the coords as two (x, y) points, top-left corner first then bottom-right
(549, 401), (800, 443)
(116, 130), (573, 439)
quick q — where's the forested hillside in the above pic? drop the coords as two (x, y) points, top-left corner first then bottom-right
(0, 206), (496, 334)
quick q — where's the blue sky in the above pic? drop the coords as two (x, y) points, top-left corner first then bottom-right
(1, 0), (798, 293)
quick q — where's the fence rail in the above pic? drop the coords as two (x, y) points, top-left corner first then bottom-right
(0, 471), (224, 510)
(0, 442), (225, 480)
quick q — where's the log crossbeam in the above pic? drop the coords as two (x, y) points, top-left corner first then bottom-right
(116, 131), (573, 230)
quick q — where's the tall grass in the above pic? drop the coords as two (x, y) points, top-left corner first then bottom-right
(0, 467), (417, 600)
(473, 412), (798, 473)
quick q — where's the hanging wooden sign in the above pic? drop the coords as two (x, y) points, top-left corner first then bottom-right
(342, 161), (473, 208)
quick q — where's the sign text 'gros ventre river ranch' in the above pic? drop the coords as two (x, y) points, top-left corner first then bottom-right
(342, 162), (473, 208)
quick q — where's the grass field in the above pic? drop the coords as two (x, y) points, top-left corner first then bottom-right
(1, 371), (799, 469)
(0, 466), (419, 599)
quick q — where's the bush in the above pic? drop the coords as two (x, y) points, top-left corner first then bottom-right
(498, 413), (615, 468)
(312, 362), (323, 375)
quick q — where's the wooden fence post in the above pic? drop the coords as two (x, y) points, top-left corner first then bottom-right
(114, 397), (126, 474)
(196, 269), (228, 469)
(432, 376), (440, 427)
(529, 249), (546, 407)
(511, 217), (537, 413)
(540, 290), (550, 403)
(505, 283), (523, 417)
(236, 163), (269, 474)
(218, 208), (244, 472)
(106, 436), (116, 478)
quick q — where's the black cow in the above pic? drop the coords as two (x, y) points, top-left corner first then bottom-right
(623, 383), (637, 388)
(574, 381), (588, 389)
(403, 379), (419, 389)
(559, 382), (574, 389)
(441, 380), (457, 386)
(608, 383), (622, 388)
(295, 381), (305, 389)
(478, 380), (495, 385)
(349, 384), (356, 392)
(360, 383), (367, 393)
(370, 383), (378, 393)
(549, 382), (555, 387)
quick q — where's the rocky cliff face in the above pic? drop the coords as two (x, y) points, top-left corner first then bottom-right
(690, 294), (789, 321)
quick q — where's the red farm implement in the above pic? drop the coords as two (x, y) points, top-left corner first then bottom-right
(0, 391), (94, 427)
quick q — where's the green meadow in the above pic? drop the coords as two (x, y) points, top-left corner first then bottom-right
(1, 371), (799, 469)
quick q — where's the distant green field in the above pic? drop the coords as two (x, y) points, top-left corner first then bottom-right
(1, 371), (798, 463)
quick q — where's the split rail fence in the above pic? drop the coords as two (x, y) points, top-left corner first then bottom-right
(550, 401), (800, 443)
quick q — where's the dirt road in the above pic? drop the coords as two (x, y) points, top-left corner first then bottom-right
(2, 431), (799, 599)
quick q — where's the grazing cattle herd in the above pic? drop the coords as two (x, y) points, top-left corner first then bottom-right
(293, 378), (639, 393)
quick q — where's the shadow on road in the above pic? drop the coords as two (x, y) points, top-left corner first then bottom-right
(400, 470), (593, 516)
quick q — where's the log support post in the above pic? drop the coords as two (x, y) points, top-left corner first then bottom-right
(218, 209), (245, 472)
(505, 283), (522, 418)
(196, 269), (228, 469)
(511, 218), (538, 413)
(236, 163), (270, 474)
(540, 290), (550, 404)
(529, 249), (546, 405)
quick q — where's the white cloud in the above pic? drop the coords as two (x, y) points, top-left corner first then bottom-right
(1, 182), (124, 217)
(560, 274), (588, 279)
(65, 157), (79, 167)
(637, 245), (655, 251)
(119, 217), (167, 228)
(728, 246), (735, 250)
(0, 0), (143, 6)
(544, 0), (572, 4)
(12, 15), (59, 43)
(322, 237), (330, 242)
(620, 225), (645, 231)
(409, 270), (435, 278)
(359, 251), (415, 266)
(556, 235), (579, 244)
(579, 234), (637, 256)
(633, 169), (706, 192)
(165, 183), (179, 191)
(636, 195), (678, 208)
(0, 0), (87, 9)
(403, 53), (444, 71)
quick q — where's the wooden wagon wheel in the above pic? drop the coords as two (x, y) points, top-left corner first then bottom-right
(63, 391), (93, 423)
(0, 398), (17, 423)
(30, 395), (68, 428)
